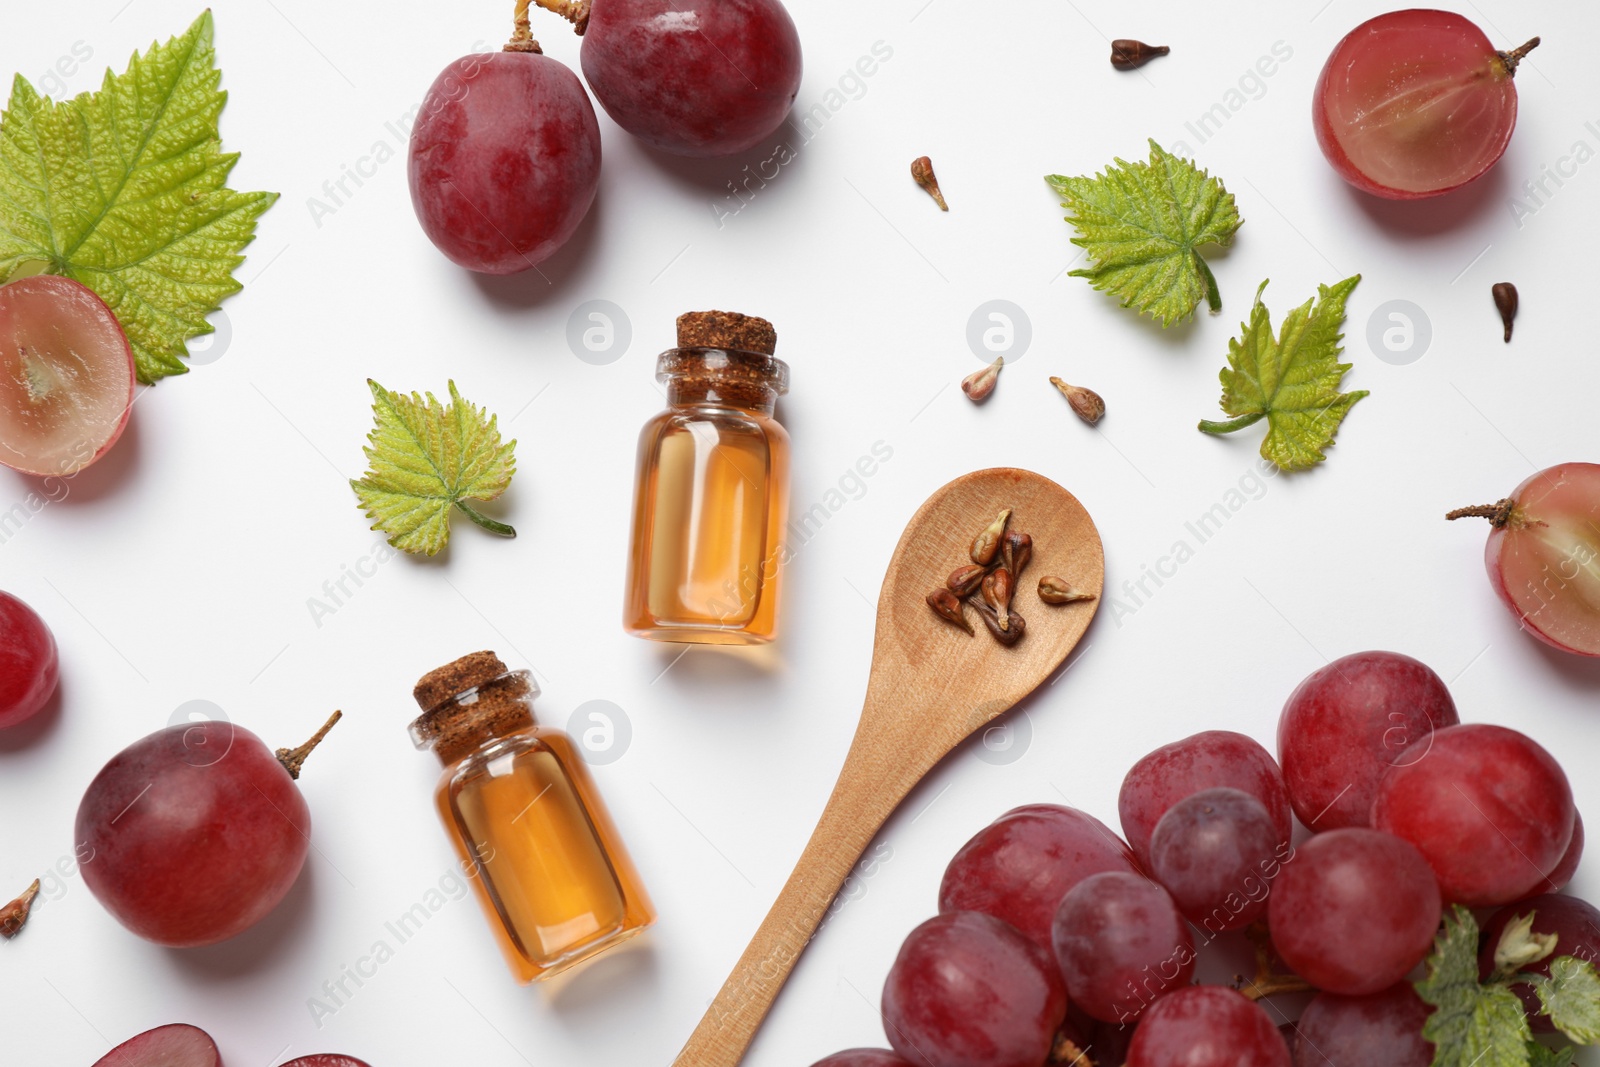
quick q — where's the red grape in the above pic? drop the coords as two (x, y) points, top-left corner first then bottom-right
(1451, 463), (1600, 657)
(0, 275), (134, 476)
(1147, 787), (1288, 933)
(939, 804), (1141, 953)
(77, 714), (338, 946)
(408, 51), (600, 274)
(1313, 10), (1536, 199)
(1125, 986), (1289, 1067)
(579, 0), (803, 157)
(1545, 811), (1584, 893)
(1119, 730), (1292, 869)
(1372, 723), (1574, 906)
(809, 1053), (914, 1067)
(0, 591), (59, 729)
(1277, 651), (1458, 831)
(1479, 894), (1600, 1033)
(881, 911), (1066, 1067)
(93, 1024), (220, 1067)
(1267, 828), (1440, 995)
(1052, 871), (1194, 1024)
(1290, 984), (1434, 1067)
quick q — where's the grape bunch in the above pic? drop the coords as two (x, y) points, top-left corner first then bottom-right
(807, 650), (1589, 1067)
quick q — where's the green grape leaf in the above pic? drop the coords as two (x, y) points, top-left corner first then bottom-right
(1045, 139), (1242, 327)
(1526, 957), (1600, 1045)
(1196, 275), (1367, 472)
(0, 11), (277, 383)
(1526, 1042), (1576, 1067)
(1418, 907), (1537, 1067)
(351, 380), (518, 557)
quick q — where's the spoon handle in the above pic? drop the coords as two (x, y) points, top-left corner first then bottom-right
(671, 742), (912, 1066)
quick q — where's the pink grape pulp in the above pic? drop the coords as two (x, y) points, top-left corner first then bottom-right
(1277, 651), (1458, 831)
(93, 1024), (221, 1067)
(0, 275), (134, 476)
(0, 591), (59, 729)
(581, 0), (803, 157)
(1147, 787), (1289, 933)
(1372, 723), (1574, 906)
(1267, 828), (1440, 996)
(1290, 984), (1435, 1067)
(1051, 871), (1194, 1024)
(76, 721), (311, 946)
(408, 51), (601, 274)
(1125, 986), (1289, 1067)
(1119, 730), (1293, 869)
(281, 1059), (375, 1067)
(1313, 9), (1523, 199)
(881, 911), (1066, 1067)
(1479, 894), (1600, 1033)
(938, 804), (1141, 953)
(1481, 462), (1600, 657)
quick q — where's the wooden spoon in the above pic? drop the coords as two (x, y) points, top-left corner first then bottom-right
(672, 467), (1104, 1066)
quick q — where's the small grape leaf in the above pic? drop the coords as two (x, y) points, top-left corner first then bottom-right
(1196, 275), (1367, 472)
(350, 380), (517, 557)
(1526, 958), (1600, 1045)
(1045, 139), (1242, 327)
(0, 11), (277, 383)
(1526, 1042), (1576, 1067)
(1418, 906), (1535, 1067)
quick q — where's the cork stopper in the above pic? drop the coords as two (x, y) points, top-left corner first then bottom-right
(413, 651), (506, 712)
(676, 310), (777, 356)
(409, 652), (538, 764)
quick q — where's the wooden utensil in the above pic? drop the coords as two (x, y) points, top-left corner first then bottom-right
(672, 467), (1104, 1065)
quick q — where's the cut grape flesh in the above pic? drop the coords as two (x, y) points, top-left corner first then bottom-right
(0, 275), (134, 476)
(1313, 10), (1530, 198)
(93, 1024), (221, 1067)
(1469, 463), (1600, 657)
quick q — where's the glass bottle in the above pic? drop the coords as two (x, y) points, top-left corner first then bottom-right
(624, 310), (791, 644)
(409, 651), (654, 983)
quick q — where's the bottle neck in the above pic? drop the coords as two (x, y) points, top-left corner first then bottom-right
(410, 669), (539, 765)
(658, 346), (788, 418)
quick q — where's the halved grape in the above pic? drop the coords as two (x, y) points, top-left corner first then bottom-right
(579, 0), (803, 157)
(408, 51), (601, 274)
(1125, 986), (1289, 1067)
(0, 591), (59, 729)
(0, 275), (133, 476)
(1452, 463), (1600, 657)
(93, 1024), (221, 1067)
(1313, 10), (1536, 199)
(1372, 723), (1574, 906)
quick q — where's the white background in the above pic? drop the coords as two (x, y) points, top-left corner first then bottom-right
(2, 0), (1598, 1064)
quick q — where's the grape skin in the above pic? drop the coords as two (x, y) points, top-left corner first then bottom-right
(1483, 463), (1600, 657)
(408, 52), (601, 274)
(808, 1052), (915, 1067)
(1119, 731), (1293, 869)
(581, 0), (803, 157)
(1372, 723), (1574, 906)
(1126, 986), (1290, 1067)
(1148, 788), (1289, 934)
(881, 911), (1066, 1067)
(1267, 828), (1440, 996)
(0, 591), (59, 729)
(1290, 984), (1434, 1067)
(1052, 871), (1194, 1025)
(1479, 894), (1600, 1033)
(76, 722), (311, 947)
(939, 804), (1141, 953)
(1313, 10), (1520, 198)
(1544, 811), (1585, 893)
(1276, 651), (1458, 831)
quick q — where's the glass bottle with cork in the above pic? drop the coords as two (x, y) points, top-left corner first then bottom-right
(409, 651), (654, 983)
(624, 310), (791, 644)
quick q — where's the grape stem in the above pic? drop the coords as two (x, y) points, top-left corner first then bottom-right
(456, 501), (518, 538)
(505, 0), (544, 53)
(1498, 37), (1542, 77)
(516, 0), (591, 40)
(1197, 412), (1265, 435)
(1445, 498), (1516, 527)
(1237, 921), (1314, 1001)
(275, 709), (343, 780)
(1049, 1033), (1096, 1066)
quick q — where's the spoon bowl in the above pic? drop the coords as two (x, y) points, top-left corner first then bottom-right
(672, 467), (1104, 1066)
